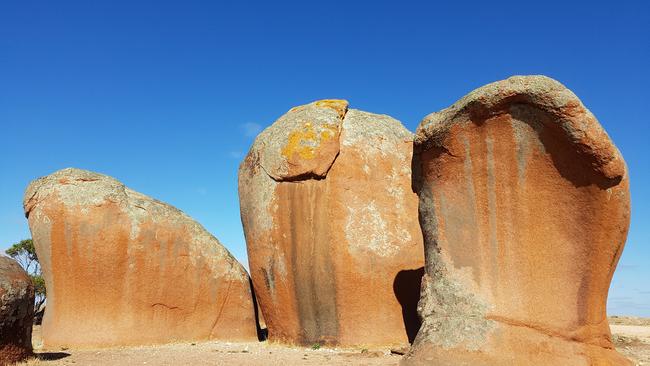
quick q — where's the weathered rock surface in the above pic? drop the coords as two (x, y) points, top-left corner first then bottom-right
(24, 168), (257, 348)
(239, 100), (425, 347)
(0, 256), (34, 365)
(405, 76), (631, 365)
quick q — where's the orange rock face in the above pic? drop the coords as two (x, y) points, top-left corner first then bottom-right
(0, 257), (34, 365)
(24, 168), (257, 348)
(404, 76), (631, 365)
(239, 100), (425, 347)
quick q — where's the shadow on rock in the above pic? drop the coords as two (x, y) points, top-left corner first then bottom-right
(393, 267), (424, 343)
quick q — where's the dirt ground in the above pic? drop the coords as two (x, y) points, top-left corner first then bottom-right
(16, 317), (650, 366)
(610, 317), (650, 365)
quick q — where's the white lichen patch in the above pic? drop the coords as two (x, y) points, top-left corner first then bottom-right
(275, 250), (288, 278)
(345, 198), (401, 258)
(23, 168), (125, 216)
(387, 184), (404, 200)
(385, 167), (407, 209)
(238, 147), (278, 233)
(341, 109), (412, 160)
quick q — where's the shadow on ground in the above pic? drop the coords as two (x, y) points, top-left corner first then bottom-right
(34, 352), (71, 361)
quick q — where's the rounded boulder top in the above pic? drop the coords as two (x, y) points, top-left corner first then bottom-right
(249, 99), (349, 181)
(415, 75), (626, 184)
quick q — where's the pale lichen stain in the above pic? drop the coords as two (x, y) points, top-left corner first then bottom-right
(386, 167), (406, 208)
(510, 107), (546, 184)
(288, 105), (305, 113)
(345, 197), (401, 258)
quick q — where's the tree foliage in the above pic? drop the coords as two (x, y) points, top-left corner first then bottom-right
(5, 239), (46, 312)
(6, 239), (38, 273)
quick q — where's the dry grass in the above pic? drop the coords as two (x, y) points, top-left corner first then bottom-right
(610, 316), (650, 327)
(14, 359), (40, 366)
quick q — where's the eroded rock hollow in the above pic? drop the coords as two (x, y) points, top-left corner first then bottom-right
(404, 76), (631, 365)
(24, 168), (257, 348)
(239, 100), (425, 347)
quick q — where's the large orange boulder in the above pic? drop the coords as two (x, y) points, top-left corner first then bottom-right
(239, 100), (424, 347)
(404, 76), (631, 365)
(0, 256), (34, 365)
(23, 168), (257, 348)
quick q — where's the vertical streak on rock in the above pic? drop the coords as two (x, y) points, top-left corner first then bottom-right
(64, 219), (73, 257)
(512, 118), (530, 184)
(283, 181), (338, 345)
(210, 263), (235, 337)
(485, 135), (498, 294)
(263, 257), (276, 302)
(462, 137), (480, 275)
(466, 132), (486, 288)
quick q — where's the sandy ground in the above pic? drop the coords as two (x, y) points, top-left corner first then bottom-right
(16, 317), (650, 366)
(610, 317), (650, 365)
(21, 326), (403, 366)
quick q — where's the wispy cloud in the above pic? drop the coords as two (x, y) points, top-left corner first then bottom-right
(241, 122), (262, 138)
(617, 264), (639, 271)
(607, 295), (650, 316)
(229, 151), (243, 159)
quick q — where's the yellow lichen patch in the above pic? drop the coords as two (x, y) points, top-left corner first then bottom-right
(321, 129), (335, 140)
(315, 99), (349, 119)
(281, 122), (339, 160)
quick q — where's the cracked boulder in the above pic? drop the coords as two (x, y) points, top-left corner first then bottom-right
(404, 76), (631, 365)
(0, 256), (34, 365)
(239, 99), (424, 347)
(23, 168), (257, 348)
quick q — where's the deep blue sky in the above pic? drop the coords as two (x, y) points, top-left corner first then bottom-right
(1, 1), (648, 316)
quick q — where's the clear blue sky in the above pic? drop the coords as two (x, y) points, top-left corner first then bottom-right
(1, 1), (648, 316)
